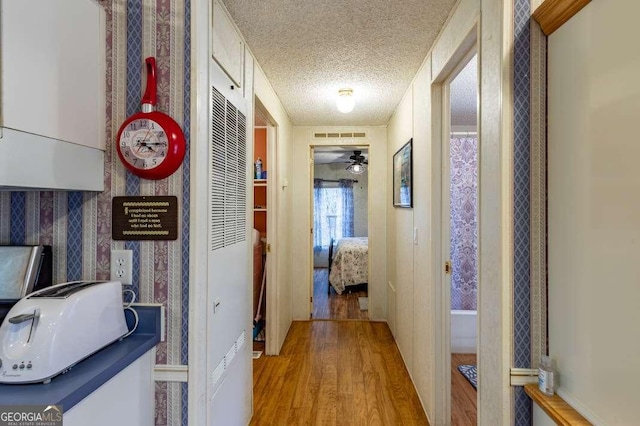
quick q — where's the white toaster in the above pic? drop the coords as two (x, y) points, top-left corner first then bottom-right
(0, 280), (129, 384)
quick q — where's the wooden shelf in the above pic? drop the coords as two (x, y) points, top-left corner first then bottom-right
(254, 179), (267, 186)
(532, 0), (591, 36)
(254, 208), (267, 212)
(524, 384), (591, 425)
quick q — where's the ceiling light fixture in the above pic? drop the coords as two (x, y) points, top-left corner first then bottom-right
(347, 164), (367, 175)
(347, 163), (367, 174)
(345, 150), (368, 175)
(336, 89), (355, 113)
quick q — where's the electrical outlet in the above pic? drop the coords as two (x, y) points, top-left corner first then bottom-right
(110, 249), (133, 285)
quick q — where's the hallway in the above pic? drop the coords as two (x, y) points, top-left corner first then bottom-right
(251, 321), (428, 425)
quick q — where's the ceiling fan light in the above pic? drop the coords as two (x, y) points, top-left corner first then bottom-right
(347, 163), (366, 175)
(336, 89), (355, 113)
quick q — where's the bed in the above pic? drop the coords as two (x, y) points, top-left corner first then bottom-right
(328, 237), (369, 294)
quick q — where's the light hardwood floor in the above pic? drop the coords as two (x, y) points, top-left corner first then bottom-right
(313, 268), (368, 320)
(451, 353), (477, 426)
(251, 321), (428, 425)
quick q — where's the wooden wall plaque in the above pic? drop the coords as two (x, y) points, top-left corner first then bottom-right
(112, 196), (178, 240)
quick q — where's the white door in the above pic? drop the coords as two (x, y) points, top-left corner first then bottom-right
(206, 79), (252, 426)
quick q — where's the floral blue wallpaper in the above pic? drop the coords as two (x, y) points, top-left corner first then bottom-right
(450, 136), (478, 311)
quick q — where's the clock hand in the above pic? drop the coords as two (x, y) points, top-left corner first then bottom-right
(141, 128), (153, 143)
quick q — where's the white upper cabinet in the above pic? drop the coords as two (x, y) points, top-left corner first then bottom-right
(0, 0), (105, 191)
(212, 1), (244, 88)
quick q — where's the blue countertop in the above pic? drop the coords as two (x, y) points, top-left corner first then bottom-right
(0, 305), (161, 411)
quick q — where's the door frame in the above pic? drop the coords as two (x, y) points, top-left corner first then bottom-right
(431, 25), (478, 425)
(442, 44), (480, 424)
(309, 143), (372, 319)
(254, 97), (279, 356)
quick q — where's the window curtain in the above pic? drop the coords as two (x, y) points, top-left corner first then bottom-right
(339, 179), (354, 237)
(313, 179), (324, 252)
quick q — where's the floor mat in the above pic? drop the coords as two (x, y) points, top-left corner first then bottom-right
(252, 351), (263, 359)
(457, 364), (477, 390)
(358, 296), (368, 311)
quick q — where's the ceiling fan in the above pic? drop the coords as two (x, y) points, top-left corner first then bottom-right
(344, 150), (368, 175)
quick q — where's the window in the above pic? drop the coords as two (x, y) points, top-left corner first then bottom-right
(313, 182), (354, 250)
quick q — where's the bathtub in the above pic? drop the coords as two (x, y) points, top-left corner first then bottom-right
(451, 310), (477, 354)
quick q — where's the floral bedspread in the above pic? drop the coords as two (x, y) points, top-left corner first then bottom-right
(329, 237), (368, 294)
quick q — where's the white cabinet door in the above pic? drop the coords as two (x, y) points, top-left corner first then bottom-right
(64, 351), (155, 426)
(1, 0), (105, 150)
(212, 1), (244, 88)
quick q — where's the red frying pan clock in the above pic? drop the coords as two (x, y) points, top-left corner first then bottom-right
(116, 57), (185, 180)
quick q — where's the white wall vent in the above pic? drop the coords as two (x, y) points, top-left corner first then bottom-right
(210, 86), (247, 251)
(313, 131), (366, 139)
(211, 329), (247, 393)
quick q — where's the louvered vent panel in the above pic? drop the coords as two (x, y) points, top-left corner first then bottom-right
(210, 87), (226, 250)
(210, 87), (248, 251)
(225, 101), (238, 247)
(313, 131), (366, 138)
(237, 111), (247, 243)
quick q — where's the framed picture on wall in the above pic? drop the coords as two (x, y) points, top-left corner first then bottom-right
(393, 138), (413, 208)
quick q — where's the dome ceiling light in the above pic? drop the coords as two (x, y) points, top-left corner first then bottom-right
(336, 89), (355, 113)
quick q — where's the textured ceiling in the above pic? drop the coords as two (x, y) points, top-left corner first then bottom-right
(223, 0), (457, 126)
(450, 54), (478, 127)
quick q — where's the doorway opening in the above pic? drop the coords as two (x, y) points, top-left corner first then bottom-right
(252, 99), (277, 357)
(445, 51), (479, 425)
(311, 146), (370, 320)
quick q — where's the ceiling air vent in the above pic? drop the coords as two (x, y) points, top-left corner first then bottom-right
(313, 132), (366, 139)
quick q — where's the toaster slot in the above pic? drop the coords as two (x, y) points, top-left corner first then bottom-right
(28, 281), (103, 298)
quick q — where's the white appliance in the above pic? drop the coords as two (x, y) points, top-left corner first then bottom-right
(0, 280), (129, 384)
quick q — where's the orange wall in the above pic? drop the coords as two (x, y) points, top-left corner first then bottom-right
(254, 128), (268, 236)
(254, 128), (267, 172)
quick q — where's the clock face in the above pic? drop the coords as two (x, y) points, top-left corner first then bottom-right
(118, 118), (168, 170)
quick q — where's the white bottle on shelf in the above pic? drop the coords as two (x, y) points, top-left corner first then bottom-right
(538, 355), (555, 396)
(255, 157), (262, 179)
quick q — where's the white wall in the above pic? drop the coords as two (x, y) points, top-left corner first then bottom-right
(290, 127), (387, 321)
(387, 86), (416, 375)
(386, 0), (512, 423)
(254, 61), (294, 355)
(546, 1), (640, 424)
